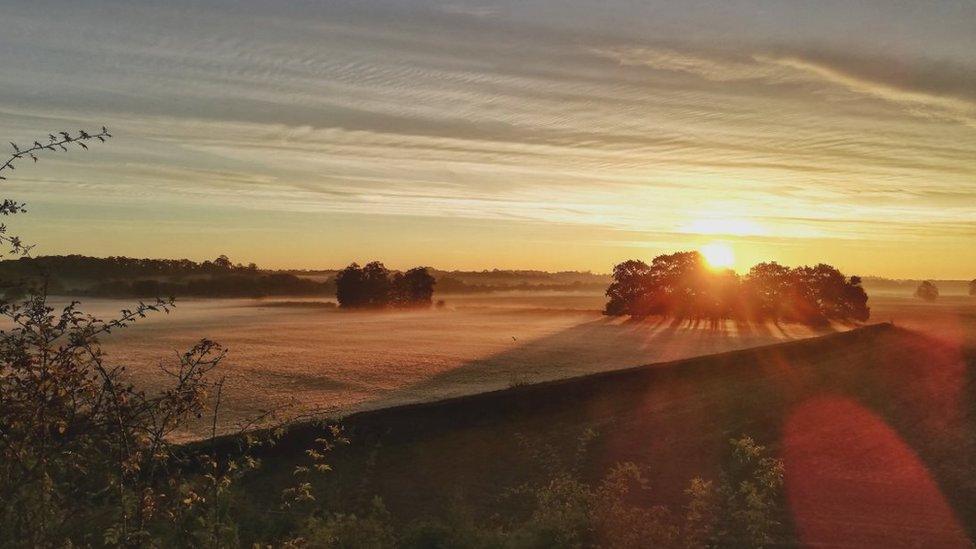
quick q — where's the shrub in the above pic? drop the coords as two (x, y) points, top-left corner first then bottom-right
(915, 280), (939, 302)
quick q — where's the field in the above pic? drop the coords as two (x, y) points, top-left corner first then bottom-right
(80, 291), (846, 439)
(43, 289), (976, 545)
(222, 303), (976, 547)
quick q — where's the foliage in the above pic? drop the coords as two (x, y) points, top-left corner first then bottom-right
(683, 436), (786, 548)
(0, 130), (341, 547)
(915, 280), (939, 302)
(605, 252), (870, 324)
(335, 262), (436, 309)
(296, 434), (784, 548)
(391, 267), (436, 307)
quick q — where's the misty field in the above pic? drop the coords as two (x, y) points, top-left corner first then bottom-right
(55, 290), (854, 439)
(62, 291), (973, 441)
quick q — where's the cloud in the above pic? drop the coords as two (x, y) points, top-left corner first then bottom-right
(437, 3), (499, 18)
(593, 46), (976, 127)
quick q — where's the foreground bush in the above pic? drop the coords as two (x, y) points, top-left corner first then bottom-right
(288, 435), (785, 548)
(0, 131), (341, 547)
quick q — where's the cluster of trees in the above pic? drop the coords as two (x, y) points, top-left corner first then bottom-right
(335, 262), (435, 308)
(605, 251), (869, 324)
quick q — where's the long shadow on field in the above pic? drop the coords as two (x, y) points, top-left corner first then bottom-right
(360, 315), (829, 412)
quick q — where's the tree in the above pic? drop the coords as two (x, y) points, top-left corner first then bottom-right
(969, 279), (975, 296)
(391, 267), (436, 307)
(840, 276), (870, 322)
(361, 261), (392, 307)
(606, 252), (740, 320)
(213, 254), (233, 270)
(604, 260), (651, 316)
(335, 263), (368, 308)
(784, 264), (869, 324)
(915, 280), (939, 302)
(743, 262), (791, 319)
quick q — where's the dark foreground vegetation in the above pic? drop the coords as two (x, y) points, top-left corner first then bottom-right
(605, 251), (870, 324)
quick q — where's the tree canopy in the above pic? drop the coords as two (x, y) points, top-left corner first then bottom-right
(605, 251), (869, 324)
(335, 262), (435, 309)
(915, 280), (939, 302)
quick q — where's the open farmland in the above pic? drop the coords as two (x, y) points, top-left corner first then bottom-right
(63, 291), (847, 439)
(49, 291), (976, 442)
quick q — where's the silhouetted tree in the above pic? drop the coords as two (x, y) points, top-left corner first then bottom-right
(604, 260), (652, 316)
(787, 265), (870, 324)
(840, 276), (870, 321)
(743, 262), (791, 319)
(969, 279), (976, 296)
(213, 254), (233, 270)
(361, 261), (392, 307)
(335, 263), (368, 308)
(915, 280), (939, 302)
(391, 267), (436, 307)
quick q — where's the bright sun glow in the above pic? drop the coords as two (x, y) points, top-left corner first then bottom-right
(700, 242), (735, 270)
(683, 218), (766, 237)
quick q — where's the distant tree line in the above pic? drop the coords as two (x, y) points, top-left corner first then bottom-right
(436, 276), (606, 294)
(605, 251), (869, 324)
(0, 254), (334, 299)
(0, 253), (257, 279)
(335, 262), (435, 308)
(84, 272), (332, 299)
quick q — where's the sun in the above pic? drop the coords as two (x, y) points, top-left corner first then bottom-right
(700, 242), (735, 270)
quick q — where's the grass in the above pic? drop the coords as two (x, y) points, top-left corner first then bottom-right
(204, 322), (976, 546)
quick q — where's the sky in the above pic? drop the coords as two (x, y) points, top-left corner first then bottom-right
(1, 0), (974, 277)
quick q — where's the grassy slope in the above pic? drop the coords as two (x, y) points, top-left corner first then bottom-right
(226, 323), (976, 545)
